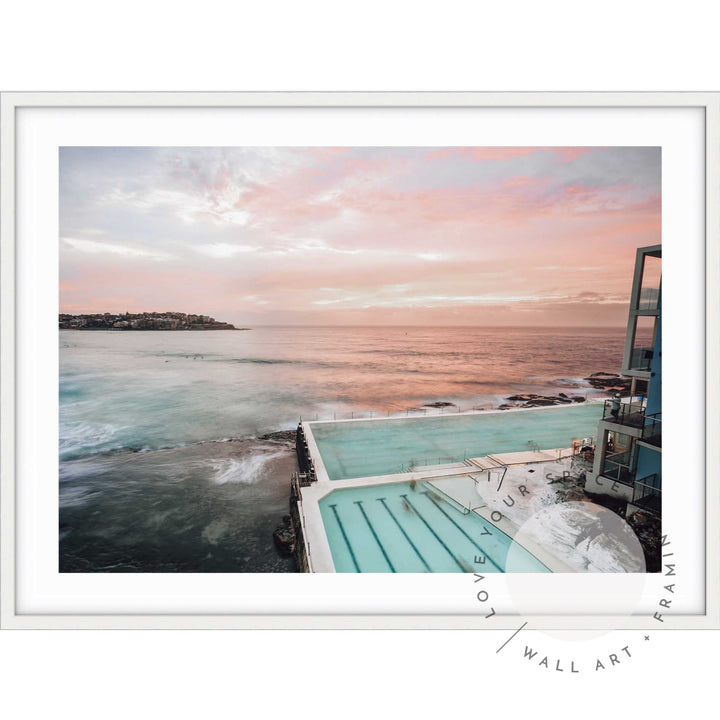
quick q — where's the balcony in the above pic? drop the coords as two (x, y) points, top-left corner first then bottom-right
(603, 399), (645, 428)
(641, 413), (662, 449)
(629, 346), (654, 372)
(631, 474), (661, 516)
(599, 458), (636, 486)
(599, 443), (637, 487)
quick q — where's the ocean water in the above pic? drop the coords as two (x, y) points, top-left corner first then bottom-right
(59, 325), (634, 572)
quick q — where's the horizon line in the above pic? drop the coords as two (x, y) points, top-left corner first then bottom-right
(233, 324), (630, 329)
(58, 319), (630, 330)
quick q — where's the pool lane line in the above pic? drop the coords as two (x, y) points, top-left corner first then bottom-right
(422, 491), (504, 573)
(353, 501), (395, 573)
(399, 494), (466, 572)
(377, 498), (431, 572)
(328, 504), (361, 572)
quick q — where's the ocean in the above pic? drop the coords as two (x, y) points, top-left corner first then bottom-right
(59, 325), (635, 572)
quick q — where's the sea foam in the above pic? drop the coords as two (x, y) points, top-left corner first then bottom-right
(210, 450), (285, 485)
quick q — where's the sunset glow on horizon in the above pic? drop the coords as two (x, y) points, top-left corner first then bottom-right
(59, 146), (661, 327)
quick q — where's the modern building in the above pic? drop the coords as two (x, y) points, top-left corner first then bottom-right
(584, 245), (661, 518)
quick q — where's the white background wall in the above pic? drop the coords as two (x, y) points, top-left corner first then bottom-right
(1, 2), (718, 719)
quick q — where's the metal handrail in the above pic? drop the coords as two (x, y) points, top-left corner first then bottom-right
(406, 455), (466, 470)
(629, 346), (654, 371)
(599, 458), (635, 486)
(603, 399), (645, 427)
(469, 459), (508, 492)
(302, 398), (590, 425)
(426, 481), (486, 516)
(641, 415), (662, 447)
(631, 473), (661, 513)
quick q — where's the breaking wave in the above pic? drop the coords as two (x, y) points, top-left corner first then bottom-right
(59, 421), (129, 461)
(210, 450), (286, 485)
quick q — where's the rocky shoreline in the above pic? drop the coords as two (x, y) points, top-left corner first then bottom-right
(279, 370), (633, 421)
(548, 471), (662, 572)
(582, 371), (632, 393)
(498, 392), (586, 409)
(497, 371), (633, 410)
(258, 430), (296, 443)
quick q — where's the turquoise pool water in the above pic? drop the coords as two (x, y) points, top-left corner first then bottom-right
(319, 480), (550, 573)
(310, 404), (602, 480)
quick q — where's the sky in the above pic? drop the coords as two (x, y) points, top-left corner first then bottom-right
(59, 146), (661, 326)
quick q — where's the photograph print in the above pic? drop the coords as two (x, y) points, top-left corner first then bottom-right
(59, 146), (662, 574)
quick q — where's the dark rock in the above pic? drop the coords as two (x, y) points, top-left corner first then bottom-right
(503, 393), (575, 409)
(273, 517), (296, 555)
(584, 374), (632, 392)
(422, 401), (456, 408)
(259, 430), (296, 442)
(571, 396), (586, 403)
(626, 511), (662, 572)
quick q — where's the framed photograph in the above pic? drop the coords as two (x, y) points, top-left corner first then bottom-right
(1, 92), (718, 629)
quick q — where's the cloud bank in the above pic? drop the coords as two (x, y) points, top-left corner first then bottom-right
(59, 146), (661, 326)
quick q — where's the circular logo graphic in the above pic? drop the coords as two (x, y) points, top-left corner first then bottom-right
(504, 500), (648, 641)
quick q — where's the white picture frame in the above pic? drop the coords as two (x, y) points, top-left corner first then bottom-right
(1, 91), (718, 630)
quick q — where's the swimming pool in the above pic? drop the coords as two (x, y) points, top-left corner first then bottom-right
(309, 404), (602, 480)
(318, 480), (550, 573)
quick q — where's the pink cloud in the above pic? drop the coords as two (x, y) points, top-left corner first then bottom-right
(431, 147), (539, 162)
(433, 147), (596, 163)
(60, 146), (660, 327)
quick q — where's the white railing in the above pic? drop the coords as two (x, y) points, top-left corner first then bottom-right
(299, 397), (592, 424)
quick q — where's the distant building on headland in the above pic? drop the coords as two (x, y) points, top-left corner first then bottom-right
(59, 311), (242, 331)
(584, 245), (662, 520)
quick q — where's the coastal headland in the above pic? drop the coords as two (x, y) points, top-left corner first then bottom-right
(59, 311), (247, 331)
